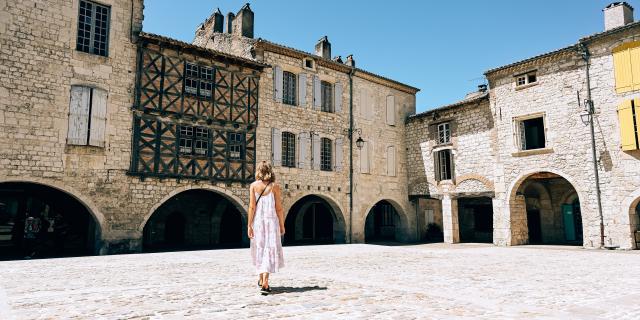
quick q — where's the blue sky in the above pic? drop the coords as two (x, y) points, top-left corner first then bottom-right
(143, 0), (637, 113)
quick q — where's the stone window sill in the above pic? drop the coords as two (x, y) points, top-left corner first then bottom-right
(515, 82), (539, 91)
(511, 147), (554, 157)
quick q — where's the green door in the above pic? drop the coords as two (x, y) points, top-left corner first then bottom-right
(562, 204), (576, 241)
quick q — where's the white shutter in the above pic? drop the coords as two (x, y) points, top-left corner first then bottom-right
(297, 133), (308, 169)
(312, 133), (321, 170)
(313, 75), (321, 110)
(386, 95), (395, 126)
(359, 88), (367, 118)
(360, 141), (369, 173)
(334, 82), (343, 113)
(274, 66), (283, 103)
(387, 146), (396, 176)
(271, 128), (282, 166)
(519, 120), (526, 150)
(67, 86), (90, 145)
(334, 138), (343, 172)
(88, 88), (107, 147)
(298, 73), (307, 107)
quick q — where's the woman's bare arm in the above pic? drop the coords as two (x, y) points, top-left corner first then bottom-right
(248, 183), (256, 228)
(273, 184), (285, 233)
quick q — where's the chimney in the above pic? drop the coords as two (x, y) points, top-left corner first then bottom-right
(333, 56), (343, 63)
(315, 36), (331, 59)
(478, 84), (487, 93)
(233, 3), (254, 38)
(345, 54), (355, 67)
(212, 8), (224, 33)
(604, 2), (634, 31)
(226, 12), (235, 34)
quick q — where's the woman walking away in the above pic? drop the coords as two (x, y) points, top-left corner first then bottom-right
(248, 161), (285, 295)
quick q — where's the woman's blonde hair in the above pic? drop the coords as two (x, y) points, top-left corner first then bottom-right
(255, 161), (276, 183)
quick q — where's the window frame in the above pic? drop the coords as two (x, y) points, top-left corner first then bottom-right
(437, 122), (451, 145)
(184, 62), (214, 99)
(228, 132), (245, 160)
(282, 71), (297, 106)
(303, 58), (315, 71)
(320, 81), (334, 113)
(515, 115), (547, 151)
(76, 0), (111, 57)
(320, 137), (333, 171)
(282, 131), (296, 168)
(515, 70), (538, 88)
(434, 149), (454, 181)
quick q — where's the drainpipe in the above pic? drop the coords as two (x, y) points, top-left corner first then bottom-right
(578, 42), (606, 248)
(348, 67), (355, 244)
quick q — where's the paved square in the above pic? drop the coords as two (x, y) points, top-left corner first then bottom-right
(0, 244), (639, 319)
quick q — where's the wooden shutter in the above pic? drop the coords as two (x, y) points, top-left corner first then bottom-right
(386, 95), (395, 125)
(313, 75), (321, 109)
(334, 82), (343, 113)
(434, 151), (441, 181)
(298, 133), (308, 168)
(272, 128), (282, 166)
(518, 120), (526, 150)
(631, 46), (640, 91)
(360, 141), (369, 173)
(334, 138), (343, 171)
(359, 88), (367, 118)
(312, 133), (321, 170)
(618, 100), (638, 150)
(67, 86), (90, 145)
(88, 88), (107, 147)
(386, 146), (396, 176)
(449, 150), (456, 182)
(298, 73), (307, 107)
(614, 48), (633, 93)
(274, 66), (283, 102)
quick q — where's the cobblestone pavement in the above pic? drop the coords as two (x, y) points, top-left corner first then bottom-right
(0, 243), (639, 319)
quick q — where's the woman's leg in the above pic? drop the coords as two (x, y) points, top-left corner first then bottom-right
(262, 273), (270, 288)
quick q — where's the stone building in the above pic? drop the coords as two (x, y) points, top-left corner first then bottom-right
(407, 2), (640, 249)
(0, 1), (418, 258)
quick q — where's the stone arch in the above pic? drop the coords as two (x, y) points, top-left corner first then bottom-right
(284, 192), (345, 223)
(0, 177), (106, 236)
(454, 174), (494, 194)
(362, 198), (411, 242)
(284, 193), (347, 244)
(506, 169), (586, 246)
(139, 184), (248, 233)
(622, 188), (640, 249)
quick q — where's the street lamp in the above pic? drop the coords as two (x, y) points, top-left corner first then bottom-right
(355, 136), (364, 149)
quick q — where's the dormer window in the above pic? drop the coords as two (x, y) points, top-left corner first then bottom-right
(516, 71), (537, 87)
(303, 58), (315, 70)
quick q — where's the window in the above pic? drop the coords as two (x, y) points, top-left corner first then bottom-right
(515, 71), (537, 87)
(518, 117), (546, 150)
(229, 132), (244, 160)
(194, 127), (208, 155)
(321, 81), (333, 112)
(179, 126), (193, 154)
(76, 0), (110, 57)
(179, 126), (208, 156)
(613, 41), (640, 93)
(185, 63), (213, 98)
(320, 137), (332, 171)
(437, 122), (451, 144)
(282, 132), (296, 167)
(303, 58), (315, 70)
(282, 71), (297, 106)
(67, 86), (107, 147)
(434, 149), (453, 181)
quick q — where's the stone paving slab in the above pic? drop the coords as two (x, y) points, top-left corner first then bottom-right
(0, 244), (639, 319)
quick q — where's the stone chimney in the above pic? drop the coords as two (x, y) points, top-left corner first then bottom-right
(333, 56), (343, 63)
(604, 2), (634, 31)
(315, 36), (331, 59)
(226, 12), (235, 34)
(233, 3), (254, 38)
(212, 8), (224, 33)
(345, 54), (355, 67)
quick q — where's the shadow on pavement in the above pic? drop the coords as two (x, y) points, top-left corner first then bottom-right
(268, 286), (327, 294)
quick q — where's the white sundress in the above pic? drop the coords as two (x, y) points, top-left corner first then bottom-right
(250, 190), (285, 274)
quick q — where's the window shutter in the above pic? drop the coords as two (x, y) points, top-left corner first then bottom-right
(334, 138), (343, 171)
(88, 88), (107, 147)
(271, 128), (282, 166)
(386, 146), (396, 176)
(359, 88), (367, 118)
(312, 133), (321, 170)
(360, 141), (369, 173)
(614, 49), (633, 93)
(298, 73), (307, 107)
(298, 133), (308, 168)
(618, 100), (638, 150)
(386, 95), (395, 125)
(434, 152), (441, 181)
(631, 46), (640, 91)
(274, 66), (283, 102)
(334, 83), (343, 113)
(518, 120), (526, 150)
(67, 86), (90, 145)
(636, 99), (640, 147)
(313, 75), (321, 109)
(449, 150), (456, 182)
(367, 91), (375, 120)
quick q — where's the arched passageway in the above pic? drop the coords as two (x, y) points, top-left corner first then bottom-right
(284, 195), (345, 245)
(143, 189), (245, 252)
(0, 182), (99, 260)
(632, 198), (640, 249)
(365, 200), (403, 243)
(458, 197), (493, 243)
(512, 172), (583, 245)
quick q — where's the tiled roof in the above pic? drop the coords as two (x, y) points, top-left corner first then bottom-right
(139, 32), (268, 69)
(407, 92), (489, 122)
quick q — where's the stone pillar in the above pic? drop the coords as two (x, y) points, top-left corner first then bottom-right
(442, 195), (460, 244)
(509, 194), (529, 245)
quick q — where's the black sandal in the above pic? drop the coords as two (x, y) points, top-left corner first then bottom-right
(258, 279), (262, 287)
(260, 286), (270, 295)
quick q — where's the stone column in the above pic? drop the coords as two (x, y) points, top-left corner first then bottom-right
(442, 195), (460, 244)
(509, 194), (529, 245)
